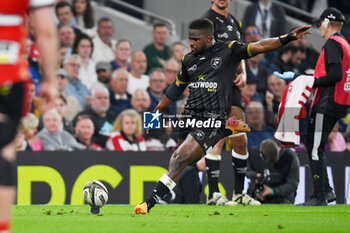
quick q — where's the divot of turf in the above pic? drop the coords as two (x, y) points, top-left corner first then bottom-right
(44, 210), (52, 215)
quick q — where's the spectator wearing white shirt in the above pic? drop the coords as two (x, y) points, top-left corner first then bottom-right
(127, 51), (149, 95)
(72, 33), (97, 89)
(92, 17), (117, 62)
(72, 0), (96, 36)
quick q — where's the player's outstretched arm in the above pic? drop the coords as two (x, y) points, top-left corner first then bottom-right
(248, 25), (312, 57)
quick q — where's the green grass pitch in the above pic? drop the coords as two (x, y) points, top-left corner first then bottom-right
(13, 204), (350, 233)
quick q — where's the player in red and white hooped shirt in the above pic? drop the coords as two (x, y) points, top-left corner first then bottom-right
(106, 109), (147, 151)
(0, 1), (57, 232)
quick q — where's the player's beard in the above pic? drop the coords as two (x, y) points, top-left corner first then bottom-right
(191, 48), (200, 55)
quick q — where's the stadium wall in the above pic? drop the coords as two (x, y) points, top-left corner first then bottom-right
(16, 151), (350, 205)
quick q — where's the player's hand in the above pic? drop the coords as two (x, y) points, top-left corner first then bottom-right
(39, 81), (58, 112)
(273, 71), (295, 80)
(292, 25), (312, 39)
(234, 73), (246, 88)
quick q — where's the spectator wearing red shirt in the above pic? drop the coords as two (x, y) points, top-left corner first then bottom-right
(106, 109), (146, 151)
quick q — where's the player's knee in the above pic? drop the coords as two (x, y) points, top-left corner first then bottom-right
(172, 150), (192, 167)
(0, 156), (17, 186)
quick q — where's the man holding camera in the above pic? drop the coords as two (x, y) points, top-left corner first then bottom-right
(246, 139), (300, 204)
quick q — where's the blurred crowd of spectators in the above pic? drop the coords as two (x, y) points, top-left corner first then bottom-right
(19, 0), (350, 153)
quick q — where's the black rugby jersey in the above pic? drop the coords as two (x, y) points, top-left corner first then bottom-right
(177, 41), (251, 119)
(202, 9), (243, 43)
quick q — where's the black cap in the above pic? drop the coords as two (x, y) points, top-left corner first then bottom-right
(314, 8), (345, 27)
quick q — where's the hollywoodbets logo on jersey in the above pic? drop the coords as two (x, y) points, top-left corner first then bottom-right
(143, 111), (161, 129)
(188, 74), (218, 92)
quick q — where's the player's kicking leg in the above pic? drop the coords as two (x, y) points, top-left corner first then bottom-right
(134, 117), (250, 214)
(134, 134), (205, 214)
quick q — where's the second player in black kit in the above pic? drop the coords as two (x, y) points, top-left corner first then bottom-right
(202, 2), (244, 112)
(202, 7), (242, 42)
(202, 0), (252, 205)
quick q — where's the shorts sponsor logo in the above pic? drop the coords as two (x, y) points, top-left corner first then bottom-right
(209, 129), (217, 139)
(203, 143), (208, 150)
(195, 129), (205, 140)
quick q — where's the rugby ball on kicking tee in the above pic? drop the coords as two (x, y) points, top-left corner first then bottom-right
(83, 180), (109, 207)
